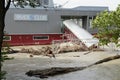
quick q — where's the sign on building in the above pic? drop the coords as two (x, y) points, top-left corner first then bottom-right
(14, 14), (48, 21)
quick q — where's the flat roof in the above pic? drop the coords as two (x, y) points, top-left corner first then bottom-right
(73, 6), (109, 11)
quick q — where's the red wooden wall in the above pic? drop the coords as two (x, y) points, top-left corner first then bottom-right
(3, 34), (62, 46)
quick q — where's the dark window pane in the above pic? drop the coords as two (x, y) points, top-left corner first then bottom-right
(33, 36), (49, 40)
(3, 36), (11, 41)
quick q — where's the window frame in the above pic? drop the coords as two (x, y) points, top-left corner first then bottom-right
(89, 16), (95, 28)
(33, 36), (49, 40)
(3, 36), (11, 41)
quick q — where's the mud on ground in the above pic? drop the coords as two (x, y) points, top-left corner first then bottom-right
(2, 45), (120, 80)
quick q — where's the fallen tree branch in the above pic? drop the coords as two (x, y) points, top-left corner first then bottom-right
(26, 55), (120, 78)
(26, 67), (86, 78)
(94, 55), (120, 65)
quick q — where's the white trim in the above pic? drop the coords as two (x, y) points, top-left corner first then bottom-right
(3, 36), (11, 41)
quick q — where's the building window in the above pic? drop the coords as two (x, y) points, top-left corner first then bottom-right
(33, 36), (49, 40)
(43, 0), (49, 5)
(39, 0), (49, 6)
(89, 16), (94, 28)
(3, 36), (11, 41)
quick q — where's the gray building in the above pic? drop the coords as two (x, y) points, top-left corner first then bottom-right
(4, 0), (108, 46)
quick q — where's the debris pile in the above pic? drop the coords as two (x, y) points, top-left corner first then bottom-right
(20, 46), (55, 58)
(2, 47), (19, 54)
(18, 41), (98, 57)
(53, 42), (88, 53)
(8, 41), (100, 57)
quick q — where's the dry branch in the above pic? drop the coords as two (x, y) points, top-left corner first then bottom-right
(26, 55), (120, 79)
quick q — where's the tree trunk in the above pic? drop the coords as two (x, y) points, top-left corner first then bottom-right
(0, 12), (5, 72)
(0, 1), (6, 73)
(0, 0), (11, 73)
